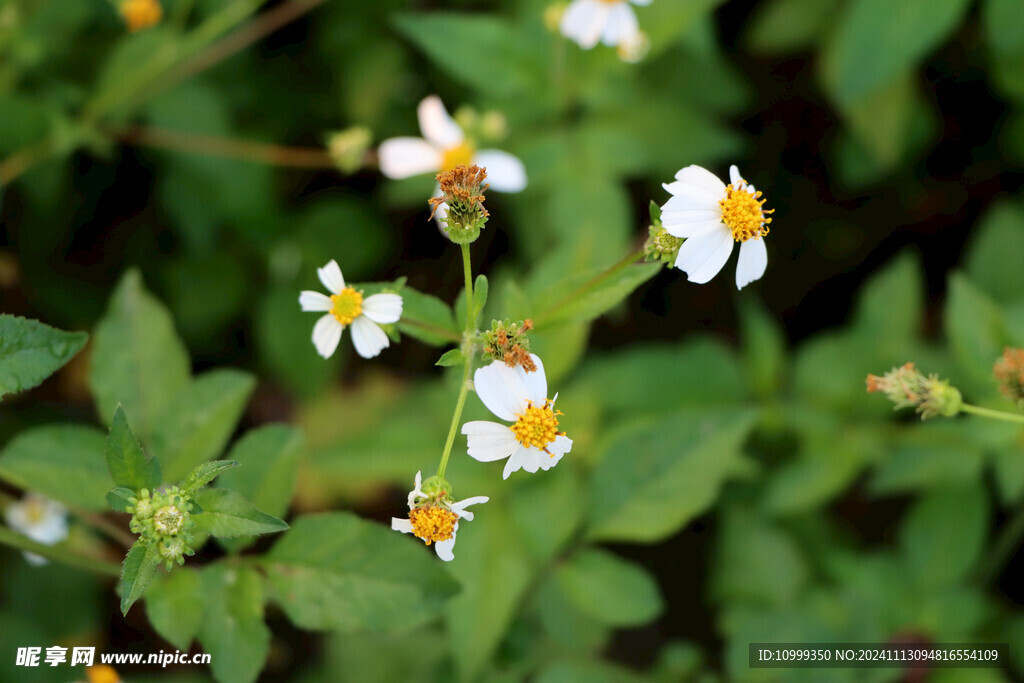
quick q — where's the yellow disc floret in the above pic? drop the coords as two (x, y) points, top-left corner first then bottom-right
(720, 180), (773, 243)
(120, 0), (162, 32)
(409, 505), (458, 545)
(510, 399), (564, 453)
(441, 142), (475, 172)
(153, 505), (185, 536)
(330, 287), (363, 325)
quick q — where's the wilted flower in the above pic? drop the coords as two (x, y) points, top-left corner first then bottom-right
(4, 494), (68, 565)
(866, 362), (962, 420)
(429, 164), (490, 242)
(298, 260), (403, 359)
(994, 348), (1024, 406)
(481, 318), (536, 371)
(463, 354), (573, 479)
(119, 0), (162, 32)
(391, 471), (488, 561)
(559, 0), (652, 50)
(661, 165), (773, 289)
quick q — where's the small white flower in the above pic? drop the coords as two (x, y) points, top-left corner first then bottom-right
(4, 494), (69, 566)
(559, 0), (652, 50)
(378, 96), (527, 224)
(462, 354), (573, 480)
(660, 164), (773, 290)
(298, 260), (403, 359)
(391, 471), (488, 562)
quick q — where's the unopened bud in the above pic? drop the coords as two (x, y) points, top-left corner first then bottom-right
(866, 362), (962, 420)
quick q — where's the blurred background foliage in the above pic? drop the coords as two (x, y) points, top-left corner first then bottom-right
(2, 0), (1024, 681)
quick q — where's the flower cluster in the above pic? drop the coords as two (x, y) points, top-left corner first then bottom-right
(481, 318), (536, 371)
(127, 487), (196, 570)
(994, 347), (1024, 406)
(866, 362), (962, 420)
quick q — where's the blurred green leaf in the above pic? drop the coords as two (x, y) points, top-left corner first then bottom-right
(838, 72), (921, 170)
(152, 369), (256, 482)
(146, 568), (206, 651)
(740, 299), (787, 398)
(261, 513), (459, 632)
(555, 548), (663, 627)
(984, 0), (1024, 54)
(869, 425), (984, 496)
(946, 273), (1011, 397)
(106, 405), (161, 491)
(0, 425), (111, 510)
(119, 541), (161, 616)
(748, 0), (839, 54)
(90, 269), (191, 444)
(532, 261), (660, 330)
(587, 409), (757, 543)
(900, 483), (987, 587)
(0, 315), (86, 400)
(398, 287), (461, 347)
(964, 201), (1024, 306)
(192, 489), (288, 538)
(198, 565), (270, 683)
(257, 285), (342, 396)
(535, 660), (645, 683)
(852, 250), (922, 343)
(530, 576), (611, 655)
(216, 425), (301, 522)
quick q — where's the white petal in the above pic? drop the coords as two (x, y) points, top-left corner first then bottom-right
(560, 0), (607, 49)
(521, 354), (548, 404)
(502, 447), (528, 479)
(630, 0), (653, 5)
(735, 237), (768, 290)
(434, 532), (457, 561)
(362, 293), (403, 324)
(451, 496), (489, 520)
(392, 518), (413, 534)
(473, 361), (530, 422)
(418, 96), (464, 148)
(349, 316), (390, 359)
(674, 228), (734, 285)
(661, 193), (721, 216)
(408, 471), (425, 508)
(473, 150), (527, 193)
(299, 291), (333, 312)
(601, 3), (638, 47)
(463, 421), (519, 462)
(667, 165), (727, 198)
(662, 218), (723, 240)
(312, 314), (343, 358)
(729, 164), (742, 186)
(317, 260), (345, 294)
(378, 137), (442, 179)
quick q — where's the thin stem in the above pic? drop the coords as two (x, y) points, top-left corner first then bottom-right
(979, 498), (1024, 584)
(70, 507), (136, 549)
(437, 244), (475, 480)
(0, 527), (121, 578)
(532, 249), (645, 328)
(961, 403), (1024, 425)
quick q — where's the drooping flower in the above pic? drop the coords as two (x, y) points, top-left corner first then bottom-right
(391, 471), (488, 561)
(462, 354), (573, 479)
(660, 165), (773, 290)
(559, 0), (652, 50)
(119, 0), (162, 32)
(4, 494), (69, 565)
(298, 260), (403, 359)
(378, 96), (527, 223)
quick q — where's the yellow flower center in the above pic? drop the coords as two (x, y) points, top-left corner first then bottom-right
(24, 500), (46, 524)
(86, 665), (122, 683)
(719, 181), (773, 242)
(120, 0), (162, 32)
(409, 505), (458, 545)
(330, 287), (363, 325)
(441, 142), (475, 172)
(510, 399), (564, 452)
(153, 505), (184, 536)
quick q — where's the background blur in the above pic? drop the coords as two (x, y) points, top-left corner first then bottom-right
(2, 0), (1024, 681)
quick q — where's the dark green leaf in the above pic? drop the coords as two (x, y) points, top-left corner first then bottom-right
(397, 287), (460, 346)
(106, 405), (161, 491)
(0, 426), (111, 510)
(119, 541), (162, 615)
(555, 549), (663, 627)
(964, 202), (1024, 305)
(192, 489), (288, 538)
(0, 315), (87, 400)
(146, 568), (206, 650)
(198, 565), (270, 683)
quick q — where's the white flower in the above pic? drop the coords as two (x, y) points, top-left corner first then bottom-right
(378, 96), (527, 223)
(391, 471), (488, 562)
(660, 164), (773, 290)
(4, 494), (69, 566)
(298, 260), (403, 359)
(559, 0), (652, 50)
(462, 354), (573, 480)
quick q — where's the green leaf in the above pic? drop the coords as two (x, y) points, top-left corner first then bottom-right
(964, 202), (1024, 305)
(152, 369), (256, 482)
(435, 348), (465, 367)
(119, 541), (162, 615)
(555, 549), (664, 627)
(198, 565), (270, 683)
(397, 287), (460, 347)
(984, 0), (1024, 54)
(900, 483), (987, 587)
(0, 425), (111, 510)
(739, 298), (787, 398)
(146, 568), (206, 650)
(869, 426), (984, 496)
(536, 660), (645, 683)
(106, 406), (162, 491)
(473, 274), (489, 325)
(216, 425), (301, 522)
(0, 315), (87, 400)
(261, 512), (459, 632)
(192, 489), (289, 538)
(183, 459), (239, 493)
(821, 0), (972, 105)
(946, 273), (1011, 396)
(90, 270), (191, 443)
(748, 0), (839, 54)
(106, 487), (136, 513)
(533, 261), (660, 329)
(852, 250), (923, 344)
(257, 285), (343, 396)
(587, 410), (757, 543)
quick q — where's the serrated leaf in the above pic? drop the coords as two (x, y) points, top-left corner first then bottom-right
(198, 565), (269, 683)
(261, 513), (459, 633)
(90, 270), (191, 443)
(183, 460), (239, 493)
(152, 369), (256, 482)
(192, 489), (288, 538)
(435, 349), (465, 367)
(106, 406), (161, 491)
(0, 426), (111, 510)
(146, 568), (206, 651)
(106, 487), (136, 513)
(120, 541), (162, 615)
(396, 287), (460, 346)
(555, 549), (663, 627)
(0, 315), (87, 400)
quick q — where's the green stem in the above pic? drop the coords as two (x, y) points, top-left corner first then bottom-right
(0, 527), (121, 578)
(437, 244), (475, 480)
(960, 403), (1024, 425)
(532, 249), (645, 328)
